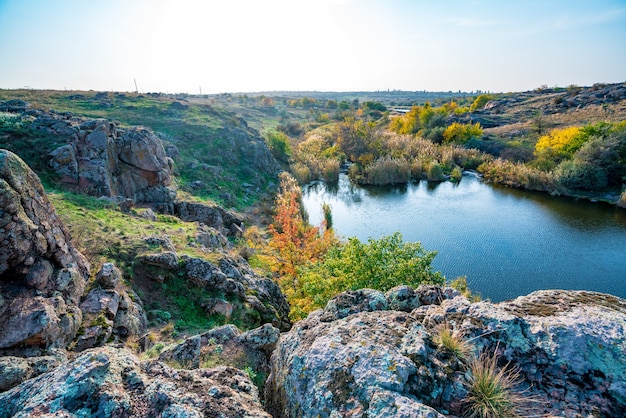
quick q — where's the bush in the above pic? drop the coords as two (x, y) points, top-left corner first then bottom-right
(450, 166), (463, 183)
(554, 160), (608, 191)
(293, 232), (444, 320)
(321, 159), (340, 183)
(478, 159), (556, 192)
(469, 94), (493, 112)
(426, 161), (445, 181)
(265, 130), (292, 163)
(443, 123), (483, 144)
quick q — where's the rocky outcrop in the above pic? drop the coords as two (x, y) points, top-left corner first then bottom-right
(139, 251), (290, 331)
(158, 323), (279, 385)
(156, 200), (244, 237)
(266, 287), (626, 417)
(75, 263), (147, 351)
(0, 101), (176, 203)
(0, 346), (271, 417)
(47, 120), (176, 203)
(0, 149), (90, 356)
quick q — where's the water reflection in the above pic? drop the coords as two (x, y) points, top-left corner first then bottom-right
(302, 174), (626, 301)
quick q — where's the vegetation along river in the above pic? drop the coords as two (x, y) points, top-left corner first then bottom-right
(302, 173), (626, 302)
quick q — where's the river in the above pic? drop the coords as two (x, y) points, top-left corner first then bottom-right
(301, 173), (626, 302)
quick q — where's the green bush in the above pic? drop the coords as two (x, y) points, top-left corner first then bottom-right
(554, 160), (607, 191)
(427, 161), (445, 181)
(294, 232), (444, 317)
(265, 130), (292, 163)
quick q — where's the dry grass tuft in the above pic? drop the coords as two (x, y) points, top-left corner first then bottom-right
(464, 350), (531, 418)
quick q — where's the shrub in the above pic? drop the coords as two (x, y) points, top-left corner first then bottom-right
(450, 166), (463, 183)
(443, 122), (483, 144)
(291, 162), (312, 184)
(554, 160), (607, 191)
(534, 126), (582, 160)
(469, 94), (493, 112)
(265, 130), (292, 163)
(321, 159), (340, 183)
(478, 159), (556, 192)
(426, 161), (445, 181)
(322, 203), (333, 230)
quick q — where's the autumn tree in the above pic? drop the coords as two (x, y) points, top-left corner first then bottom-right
(337, 117), (380, 164)
(470, 94), (493, 111)
(443, 122), (483, 144)
(268, 172), (336, 296)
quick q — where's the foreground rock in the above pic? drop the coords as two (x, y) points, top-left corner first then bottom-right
(266, 287), (626, 417)
(0, 346), (271, 417)
(0, 149), (90, 357)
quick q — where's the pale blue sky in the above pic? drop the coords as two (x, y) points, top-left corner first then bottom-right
(1, 0), (625, 93)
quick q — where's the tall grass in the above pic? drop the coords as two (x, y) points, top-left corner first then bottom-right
(464, 350), (530, 418)
(432, 322), (472, 362)
(362, 156), (410, 185)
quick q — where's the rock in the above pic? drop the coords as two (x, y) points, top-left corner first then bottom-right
(134, 250), (290, 331)
(28, 111), (179, 202)
(0, 352), (65, 392)
(0, 346), (271, 417)
(143, 235), (176, 252)
(0, 150), (89, 355)
(139, 251), (179, 270)
(159, 335), (201, 369)
(80, 289), (121, 319)
(202, 298), (234, 319)
(385, 285), (421, 312)
(267, 288), (626, 417)
(170, 101), (189, 110)
(319, 288), (388, 322)
(200, 324), (242, 345)
(238, 323), (280, 353)
(137, 207), (157, 221)
(76, 263), (147, 351)
(196, 225), (228, 249)
(95, 262), (121, 289)
(184, 257), (230, 289)
(156, 200), (243, 234)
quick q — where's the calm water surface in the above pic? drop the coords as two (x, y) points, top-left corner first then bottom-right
(302, 173), (626, 302)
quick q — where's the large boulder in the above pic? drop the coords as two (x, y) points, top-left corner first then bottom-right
(266, 288), (626, 417)
(0, 149), (90, 356)
(0, 102), (176, 203)
(0, 346), (271, 417)
(47, 118), (176, 203)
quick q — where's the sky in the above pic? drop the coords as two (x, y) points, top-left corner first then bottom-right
(1, 0), (625, 94)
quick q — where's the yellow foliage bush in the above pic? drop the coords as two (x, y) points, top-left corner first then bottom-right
(534, 126), (581, 156)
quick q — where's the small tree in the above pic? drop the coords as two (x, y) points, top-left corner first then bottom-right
(266, 130), (292, 163)
(470, 94), (493, 112)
